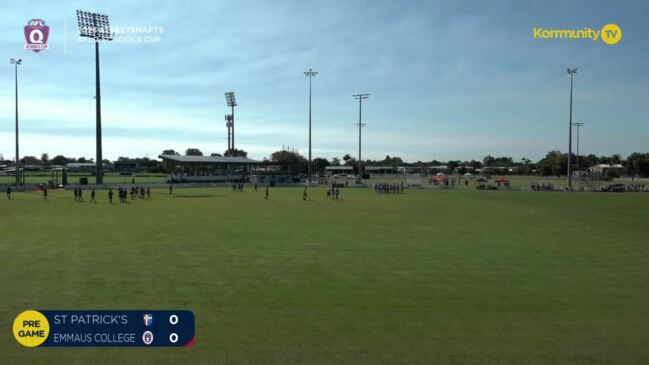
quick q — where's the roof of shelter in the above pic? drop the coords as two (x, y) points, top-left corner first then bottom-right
(158, 155), (262, 164)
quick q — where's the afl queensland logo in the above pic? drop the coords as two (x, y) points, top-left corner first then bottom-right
(24, 19), (50, 52)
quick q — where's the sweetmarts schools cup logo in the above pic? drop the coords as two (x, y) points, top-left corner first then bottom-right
(24, 19), (50, 52)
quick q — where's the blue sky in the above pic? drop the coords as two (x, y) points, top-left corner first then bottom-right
(1, 0), (647, 162)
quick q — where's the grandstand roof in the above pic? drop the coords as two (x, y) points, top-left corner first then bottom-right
(158, 155), (262, 164)
(365, 166), (396, 171)
(325, 166), (353, 170)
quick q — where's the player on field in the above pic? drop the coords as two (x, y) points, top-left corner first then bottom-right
(108, 188), (114, 204)
(6, 185), (10, 200)
(43, 187), (48, 201)
(265, 186), (269, 200)
(90, 188), (97, 203)
(303, 187), (307, 201)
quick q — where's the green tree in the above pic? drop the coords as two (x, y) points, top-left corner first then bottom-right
(447, 160), (460, 173)
(483, 155), (495, 167)
(40, 153), (49, 166)
(224, 148), (248, 158)
(342, 154), (353, 165)
(51, 155), (71, 165)
(271, 150), (307, 176)
(185, 148), (203, 156)
(626, 153), (649, 177)
(313, 157), (330, 175)
(538, 151), (566, 176)
(20, 156), (40, 165)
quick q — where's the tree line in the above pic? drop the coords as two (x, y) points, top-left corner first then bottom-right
(2, 150), (648, 178)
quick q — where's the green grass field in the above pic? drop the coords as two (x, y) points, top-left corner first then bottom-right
(1, 187), (648, 364)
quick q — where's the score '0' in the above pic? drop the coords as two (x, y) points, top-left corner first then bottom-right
(169, 315), (179, 325)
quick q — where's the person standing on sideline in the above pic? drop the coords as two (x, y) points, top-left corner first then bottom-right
(74, 187), (78, 202)
(303, 187), (308, 201)
(108, 188), (114, 204)
(146, 187), (151, 200)
(43, 187), (48, 201)
(6, 185), (10, 200)
(265, 186), (269, 200)
(90, 188), (97, 203)
(169, 184), (173, 195)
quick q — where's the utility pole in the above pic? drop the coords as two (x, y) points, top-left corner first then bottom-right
(304, 68), (317, 183)
(572, 122), (584, 174)
(567, 68), (578, 190)
(353, 93), (370, 182)
(225, 114), (233, 150)
(10, 58), (21, 185)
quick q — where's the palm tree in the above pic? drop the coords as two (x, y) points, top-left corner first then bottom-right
(40, 153), (49, 167)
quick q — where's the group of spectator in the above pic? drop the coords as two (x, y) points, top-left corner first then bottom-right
(374, 182), (404, 194)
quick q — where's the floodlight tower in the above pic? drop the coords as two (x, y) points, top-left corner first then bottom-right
(10, 58), (21, 185)
(225, 114), (233, 150)
(304, 68), (317, 183)
(572, 122), (584, 173)
(225, 92), (237, 152)
(566, 68), (578, 190)
(77, 10), (113, 185)
(353, 93), (370, 181)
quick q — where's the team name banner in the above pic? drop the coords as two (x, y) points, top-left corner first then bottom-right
(13, 310), (195, 347)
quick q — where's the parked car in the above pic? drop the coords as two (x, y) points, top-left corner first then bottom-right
(602, 183), (626, 192)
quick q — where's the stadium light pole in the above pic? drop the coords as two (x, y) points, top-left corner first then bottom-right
(573, 122), (584, 174)
(566, 68), (578, 190)
(225, 114), (233, 150)
(304, 68), (317, 183)
(353, 93), (370, 182)
(10, 58), (21, 185)
(225, 92), (237, 153)
(77, 10), (112, 185)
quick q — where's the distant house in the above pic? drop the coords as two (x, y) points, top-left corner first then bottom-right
(66, 163), (96, 172)
(365, 166), (397, 175)
(114, 159), (139, 173)
(325, 166), (354, 176)
(588, 164), (624, 177)
(397, 166), (422, 174)
(481, 166), (510, 174)
(426, 165), (449, 174)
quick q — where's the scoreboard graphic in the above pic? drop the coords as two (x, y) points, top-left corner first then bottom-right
(13, 310), (195, 347)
